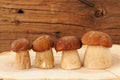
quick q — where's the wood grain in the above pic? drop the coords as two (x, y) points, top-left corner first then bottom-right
(0, 0), (120, 52)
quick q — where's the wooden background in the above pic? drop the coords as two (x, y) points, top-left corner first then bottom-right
(0, 0), (120, 52)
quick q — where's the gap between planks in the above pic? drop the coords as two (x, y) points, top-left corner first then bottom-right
(105, 69), (119, 80)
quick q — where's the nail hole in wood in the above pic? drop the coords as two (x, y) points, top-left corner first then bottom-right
(55, 31), (61, 38)
(17, 9), (24, 14)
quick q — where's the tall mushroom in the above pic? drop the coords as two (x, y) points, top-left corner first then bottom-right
(32, 35), (54, 69)
(55, 36), (82, 70)
(82, 31), (112, 69)
(11, 38), (31, 69)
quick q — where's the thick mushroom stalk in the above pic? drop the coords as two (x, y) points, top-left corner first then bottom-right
(35, 48), (54, 69)
(84, 46), (112, 69)
(11, 38), (31, 70)
(55, 36), (82, 70)
(61, 50), (81, 69)
(32, 35), (54, 69)
(82, 31), (113, 69)
(15, 51), (31, 69)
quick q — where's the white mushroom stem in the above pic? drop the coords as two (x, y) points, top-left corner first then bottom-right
(61, 50), (81, 69)
(35, 48), (54, 69)
(84, 46), (112, 69)
(15, 51), (31, 69)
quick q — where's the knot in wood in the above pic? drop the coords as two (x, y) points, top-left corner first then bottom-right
(14, 20), (20, 25)
(95, 8), (105, 18)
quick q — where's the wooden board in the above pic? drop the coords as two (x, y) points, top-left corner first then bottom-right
(0, 45), (120, 80)
(0, 0), (120, 52)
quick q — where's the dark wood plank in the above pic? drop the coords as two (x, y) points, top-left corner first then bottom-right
(0, 0), (120, 52)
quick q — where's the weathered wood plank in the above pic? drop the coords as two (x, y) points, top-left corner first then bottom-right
(0, 0), (120, 52)
(0, 6), (91, 27)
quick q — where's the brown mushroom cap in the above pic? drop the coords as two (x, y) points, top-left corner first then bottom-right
(81, 31), (112, 48)
(55, 36), (82, 51)
(11, 38), (31, 52)
(32, 35), (53, 52)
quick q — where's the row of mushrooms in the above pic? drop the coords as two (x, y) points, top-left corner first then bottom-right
(11, 31), (112, 70)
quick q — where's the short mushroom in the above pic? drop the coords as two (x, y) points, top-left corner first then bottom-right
(82, 31), (112, 69)
(55, 36), (82, 70)
(11, 38), (31, 69)
(32, 35), (54, 69)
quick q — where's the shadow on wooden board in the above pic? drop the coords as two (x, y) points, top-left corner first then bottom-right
(0, 0), (120, 52)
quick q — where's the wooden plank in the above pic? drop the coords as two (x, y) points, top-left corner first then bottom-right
(0, 0), (120, 52)
(0, 45), (120, 79)
(106, 45), (120, 79)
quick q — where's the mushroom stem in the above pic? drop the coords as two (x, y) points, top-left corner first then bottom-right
(35, 48), (54, 69)
(84, 46), (112, 69)
(61, 50), (81, 69)
(15, 51), (31, 69)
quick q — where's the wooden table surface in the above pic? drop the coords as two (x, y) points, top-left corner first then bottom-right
(0, 45), (120, 80)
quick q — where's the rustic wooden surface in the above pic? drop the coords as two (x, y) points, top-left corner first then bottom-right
(0, 45), (120, 80)
(0, 0), (120, 52)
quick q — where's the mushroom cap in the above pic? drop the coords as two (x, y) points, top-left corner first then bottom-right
(11, 38), (31, 52)
(55, 36), (82, 51)
(81, 31), (112, 48)
(32, 35), (53, 52)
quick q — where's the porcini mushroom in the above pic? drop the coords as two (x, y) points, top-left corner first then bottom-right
(11, 38), (31, 69)
(82, 31), (112, 69)
(32, 35), (54, 69)
(55, 36), (82, 70)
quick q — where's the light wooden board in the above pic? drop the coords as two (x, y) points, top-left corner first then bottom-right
(0, 45), (120, 80)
